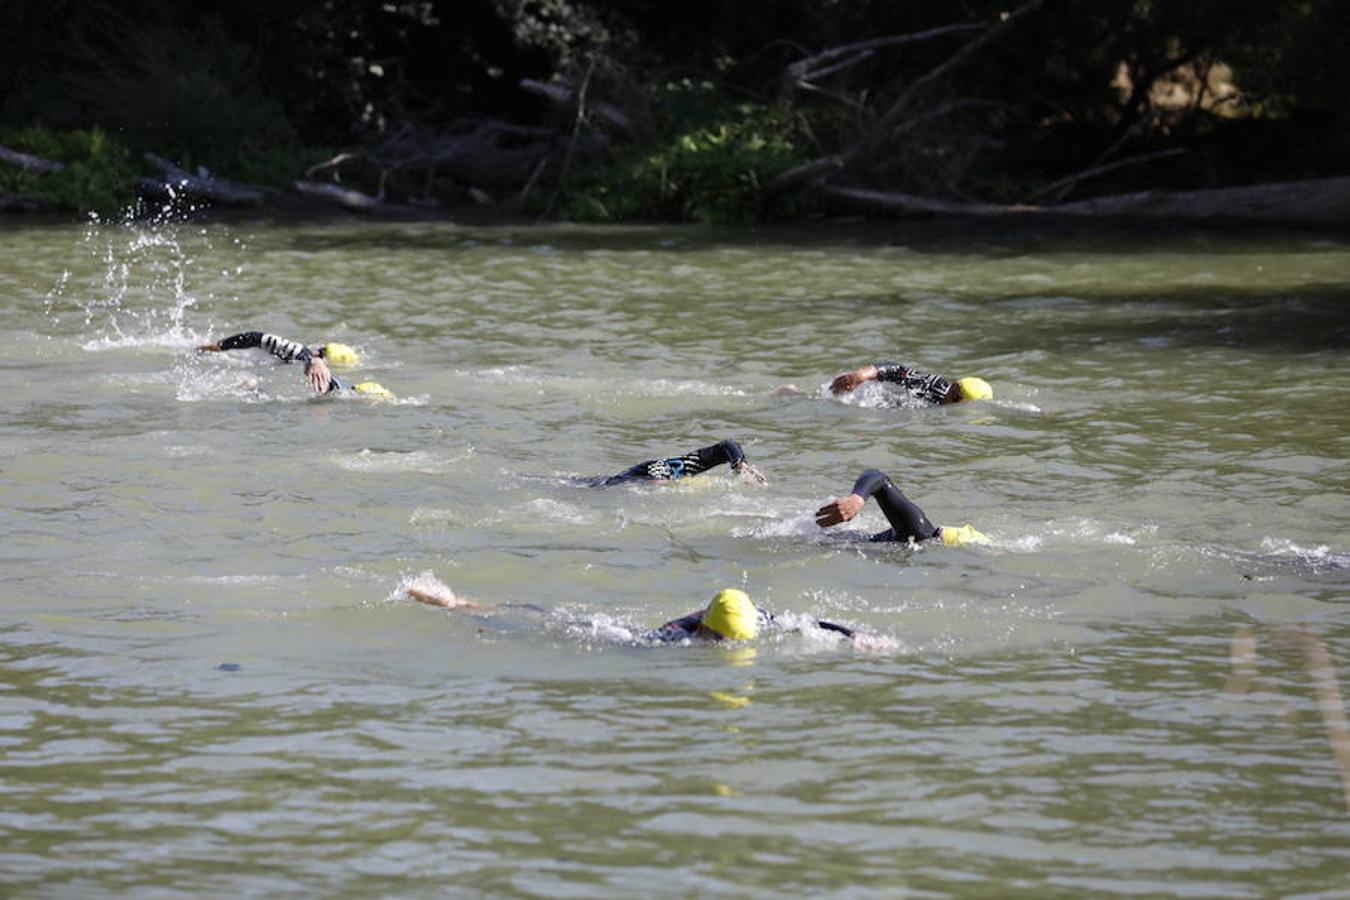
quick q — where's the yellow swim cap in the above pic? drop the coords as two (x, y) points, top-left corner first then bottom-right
(324, 343), (360, 366)
(940, 523), (989, 547)
(353, 381), (393, 399)
(702, 588), (758, 641)
(955, 377), (992, 401)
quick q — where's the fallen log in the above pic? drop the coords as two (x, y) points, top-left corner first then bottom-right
(0, 145), (65, 174)
(1053, 176), (1350, 225)
(292, 179), (383, 212)
(818, 176), (1350, 226)
(140, 153), (266, 206)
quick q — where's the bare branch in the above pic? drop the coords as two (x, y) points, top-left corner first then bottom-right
(765, 155), (845, 195)
(797, 50), (875, 85)
(520, 77), (632, 133)
(546, 57), (597, 218)
(305, 152), (364, 179)
(844, 0), (1045, 169)
(1031, 147), (1187, 202)
(786, 24), (983, 81)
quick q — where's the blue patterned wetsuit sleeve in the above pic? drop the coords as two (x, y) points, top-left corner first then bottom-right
(599, 440), (747, 485)
(874, 361), (953, 406)
(850, 468), (940, 543)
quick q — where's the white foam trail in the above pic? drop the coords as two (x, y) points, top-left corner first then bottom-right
(334, 447), (475, 474)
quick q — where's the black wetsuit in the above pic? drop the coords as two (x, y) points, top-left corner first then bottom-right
(873, 362), (954, 406)
(589, 440), (748, 486)
(647, 608), (855, 642)
(850, 468), (941, 543)
(217, 331), (345, 393)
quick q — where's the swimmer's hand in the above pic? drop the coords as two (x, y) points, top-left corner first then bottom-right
(852, 633), (899, 652)
(196, 342), (222, 353)
(829, 365), (878, 395)
(815, 493), (864, 527)
(407, 586), (482, 611)
(305, 356), (333, 393)
(735, 461), (768, 485)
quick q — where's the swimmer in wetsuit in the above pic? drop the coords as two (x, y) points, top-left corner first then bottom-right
(830, 361), (992, 406)
(648, 588), (858, 643)
(408, 584), (870, 646)
(584, 439), (767, 487)
(197, 331), (391, 397)
(815, 469), (988, 547)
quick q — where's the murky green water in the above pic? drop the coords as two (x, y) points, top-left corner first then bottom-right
(1, 215), (1347, 895)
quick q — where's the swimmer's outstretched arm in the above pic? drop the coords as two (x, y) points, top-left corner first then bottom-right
(698, 439), (767, 484)
(601, 440), (765, 485)
(815, 469), (938, 542)
(830, 364), (881, 395)
(832, 361), (954, 405)
(407, 586), (483, 611)
(197, 331), (333, 393)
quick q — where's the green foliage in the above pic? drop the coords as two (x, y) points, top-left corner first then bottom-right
(0, 126), (136, 215)
(561, 100), (814, 223)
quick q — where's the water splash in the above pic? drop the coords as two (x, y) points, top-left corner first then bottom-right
(44, 202), (242, 352)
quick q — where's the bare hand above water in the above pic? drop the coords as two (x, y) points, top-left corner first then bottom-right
(829, 365), (878, 395)
(305, 356), (333, 393)
(407, 586), (483, 610)
(736, 461), (768, 485)
(815, 492), (864, 527)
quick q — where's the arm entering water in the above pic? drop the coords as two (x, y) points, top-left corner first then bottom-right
(198, 331), (334, 393)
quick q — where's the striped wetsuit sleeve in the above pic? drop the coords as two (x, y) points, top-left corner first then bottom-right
(217, 331), (313, 364)
(667, 440), (745, 479)
(874, 361), (952, 406)
(260, 333), (313, 363)
(603, 440), (747, 484)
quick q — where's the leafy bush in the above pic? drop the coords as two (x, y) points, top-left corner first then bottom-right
(560, 98), (815, 223)
(0, 126), (136, 215)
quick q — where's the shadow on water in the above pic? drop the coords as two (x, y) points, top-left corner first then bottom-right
(980, 291), (1350, 353)
(274, 215), (1350, 258)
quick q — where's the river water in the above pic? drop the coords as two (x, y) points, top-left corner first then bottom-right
(1, 213), (1347, 896)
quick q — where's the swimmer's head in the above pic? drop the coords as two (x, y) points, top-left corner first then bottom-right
(954, 377), (992, 402)
(322, 343), (360, 366)
(940, 523), (989, 547)
(702, 588), (758, 641)
(353, 381), (393, 399)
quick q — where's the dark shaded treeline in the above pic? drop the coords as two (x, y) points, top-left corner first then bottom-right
(1, 0), (1346, 220)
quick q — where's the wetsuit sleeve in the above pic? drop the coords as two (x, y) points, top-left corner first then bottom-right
(217, 331), (264, 351)
(217, 331), (314, 364)
(647, 611), (704, 642)
(601, 440), (747, 484)
(685, 440), (745, 474)
(850, 469), (940, 543)
(815, 619), (856, 638)
(874, 361), (952, 406)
